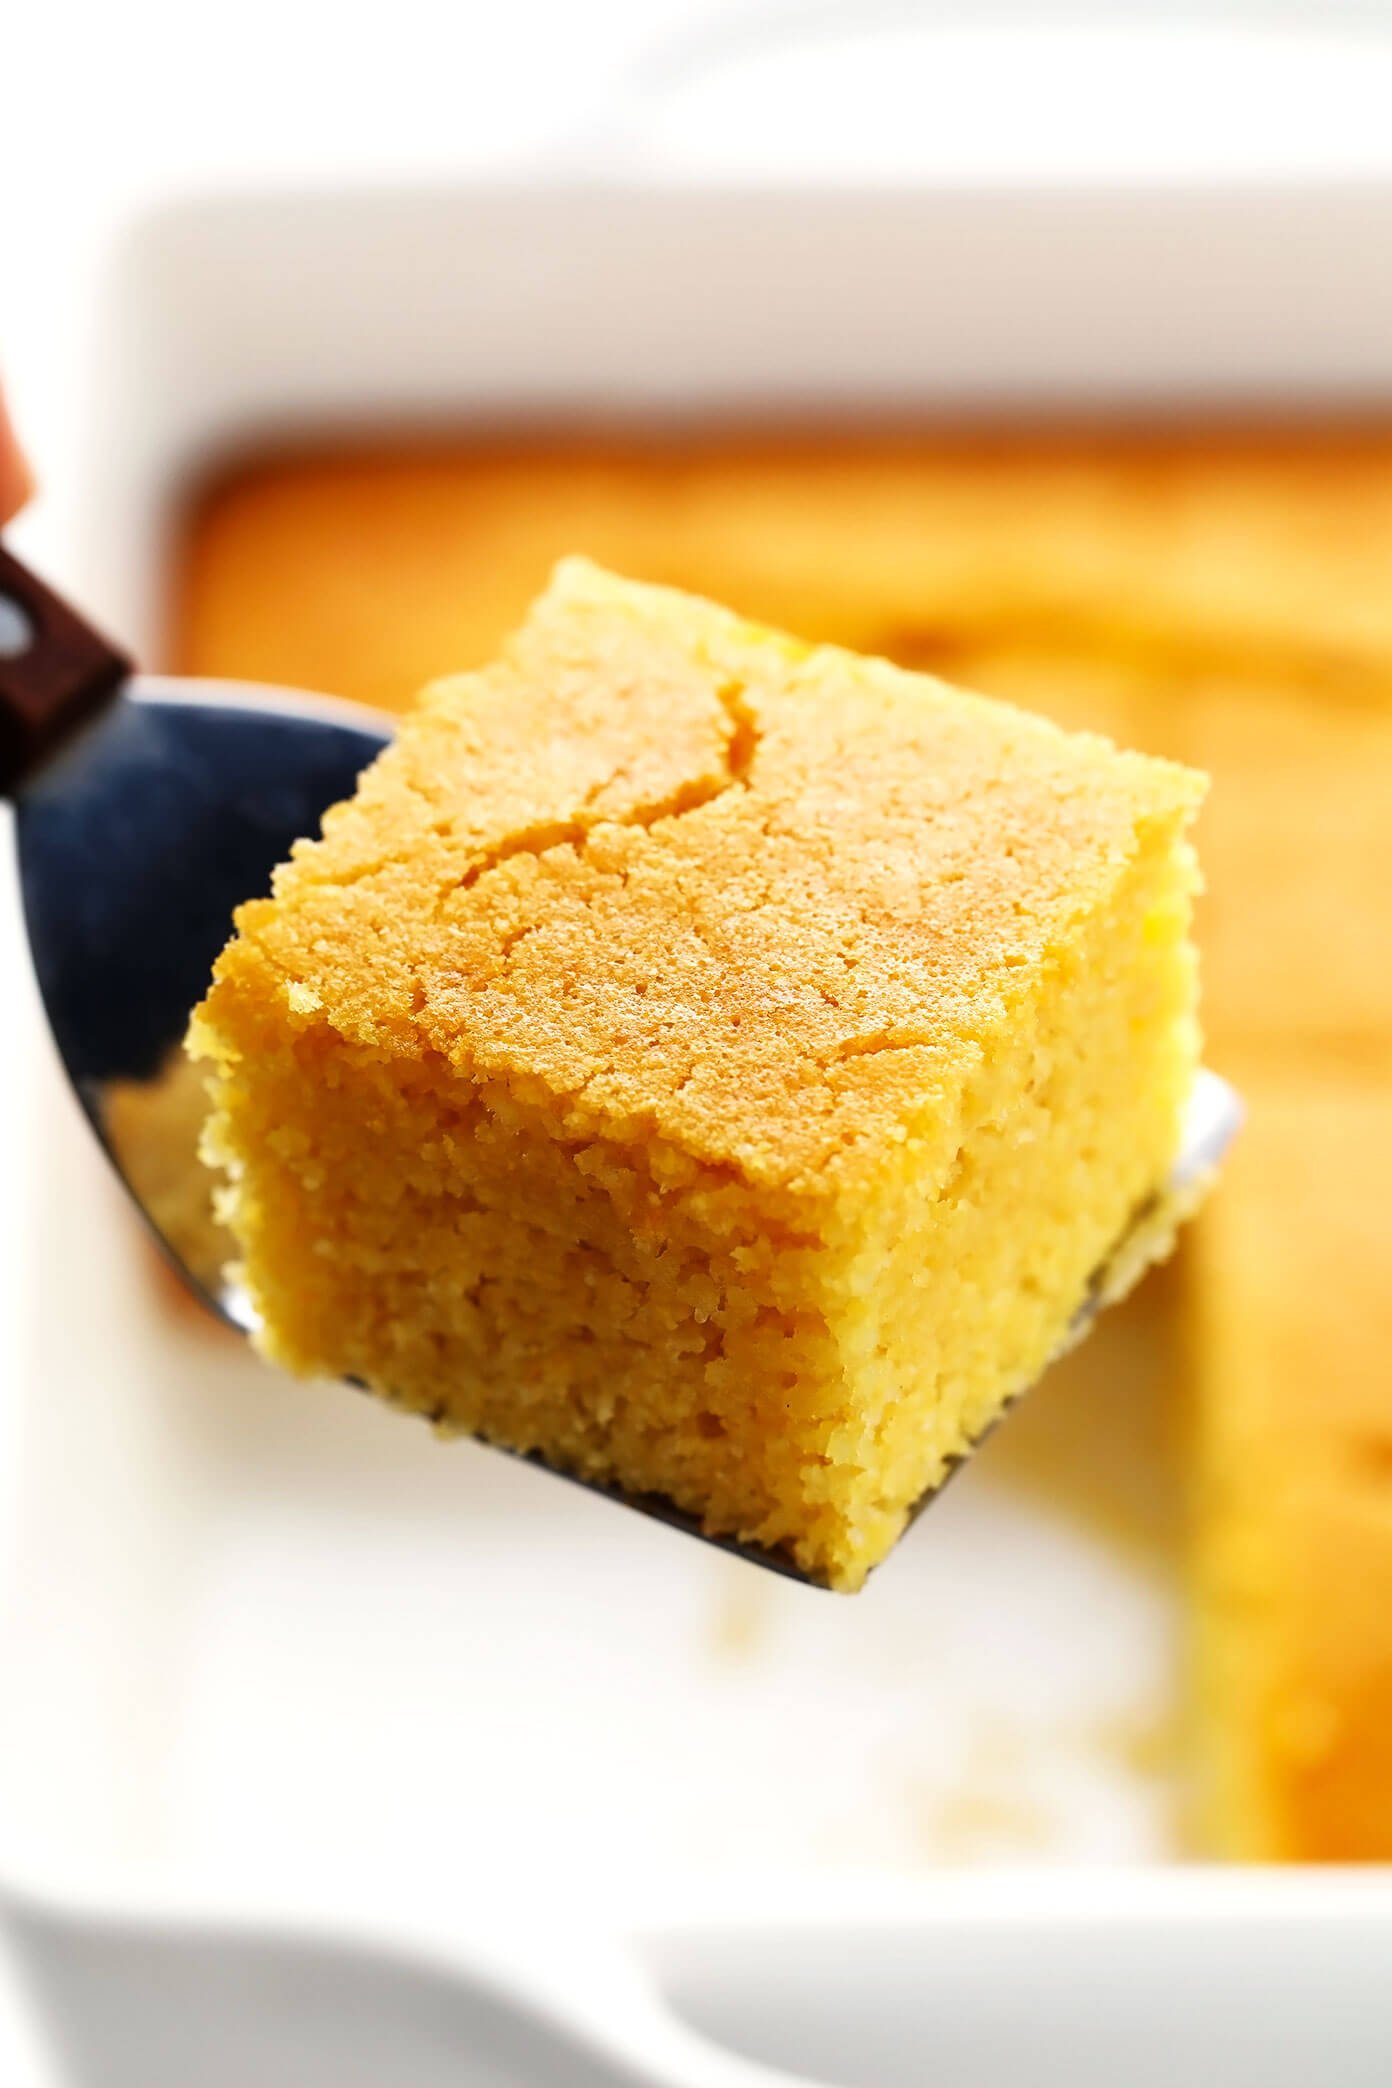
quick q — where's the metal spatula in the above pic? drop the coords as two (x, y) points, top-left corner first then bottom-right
(0, 545), (1241, 1586)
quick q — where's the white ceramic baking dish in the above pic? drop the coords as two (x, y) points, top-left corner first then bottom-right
(4, 166), (1392, 2082)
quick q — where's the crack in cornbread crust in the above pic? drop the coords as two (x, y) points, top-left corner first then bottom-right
(211, 560), (1200, 1197)
(192, 560), (1205, 1587)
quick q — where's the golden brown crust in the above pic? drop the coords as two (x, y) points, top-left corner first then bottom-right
(208, 560), (1201, 1197)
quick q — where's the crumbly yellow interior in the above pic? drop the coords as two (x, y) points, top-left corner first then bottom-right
(190, 559), (1203, 1590)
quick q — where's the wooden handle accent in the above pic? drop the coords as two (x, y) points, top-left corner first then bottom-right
(0, 545), (132, 792)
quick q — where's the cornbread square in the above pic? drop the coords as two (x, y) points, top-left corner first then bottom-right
(1193, 1081), (1392, 1859)
(191, 560), (1205, 1589)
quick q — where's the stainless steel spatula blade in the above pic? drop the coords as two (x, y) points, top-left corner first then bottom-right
(1, 541), (390, 1308)
(17, 676), (388, 1193)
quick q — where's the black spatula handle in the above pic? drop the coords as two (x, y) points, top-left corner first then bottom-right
(0, 545), (133, 793)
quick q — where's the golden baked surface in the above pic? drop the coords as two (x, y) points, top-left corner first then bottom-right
(213, 559), (1196, 1190)
(171, 426), (1392, 711)
(191, 561), (1203, 1590)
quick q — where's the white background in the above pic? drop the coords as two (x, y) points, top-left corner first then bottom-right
(12, 0), (1392, 522)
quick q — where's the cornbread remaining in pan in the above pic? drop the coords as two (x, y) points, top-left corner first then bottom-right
(171, 427), (1392, 713)
(190, 559), (1204, 1590)
(171, 425), (1392, 1840)
(1193, 1079), (1392, 1859)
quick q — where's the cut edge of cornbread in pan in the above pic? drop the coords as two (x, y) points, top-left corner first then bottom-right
(189, 559), (1206, 1590)
(1191, 1079), (1392, 1859)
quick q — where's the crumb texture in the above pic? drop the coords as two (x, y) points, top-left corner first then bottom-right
(193, 560), (1204, 1588)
